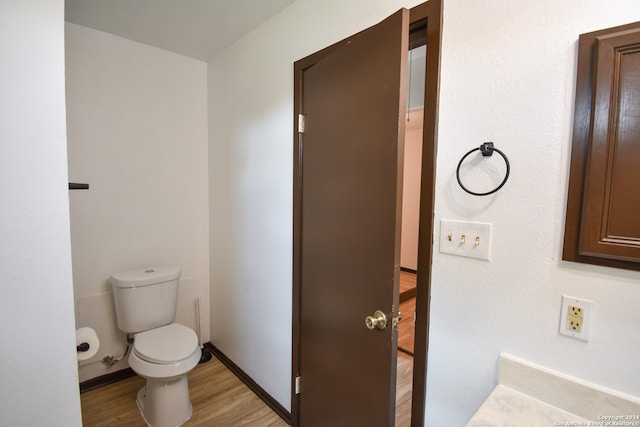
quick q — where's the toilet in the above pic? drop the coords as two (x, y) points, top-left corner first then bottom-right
(110, 266), (201, 427)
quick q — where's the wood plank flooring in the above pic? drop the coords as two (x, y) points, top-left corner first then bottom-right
(80, 355), (288, 427)
(399, 270), (417, 301)
(395, 352), (414, 427)
(398, 297), (416, 354)
(396, 270), (416, 426)
(398, 270), (416, 355)
(81, 352), (414, 426)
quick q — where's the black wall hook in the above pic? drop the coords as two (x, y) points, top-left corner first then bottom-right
(480, 142), (494, 156)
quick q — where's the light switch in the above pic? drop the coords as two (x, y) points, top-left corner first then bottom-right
(439, 219), (492, 261)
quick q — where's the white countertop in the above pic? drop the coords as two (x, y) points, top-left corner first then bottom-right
(466, 354), (640, 427)
(466, 384), (588, 427)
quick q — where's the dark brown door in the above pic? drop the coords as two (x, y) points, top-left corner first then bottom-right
(293, 8), (409, 426)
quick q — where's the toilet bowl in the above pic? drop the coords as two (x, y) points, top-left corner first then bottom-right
(128, 323), (201, 427)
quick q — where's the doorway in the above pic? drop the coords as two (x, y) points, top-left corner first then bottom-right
(396, 41), (426, 427)
(292, 2), (441, 426)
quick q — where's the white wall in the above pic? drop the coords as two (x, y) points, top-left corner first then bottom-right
(65, 23), (210, 382)
(429, 1), (640, 425)
(0, 1), (82, 425)
(401, 110), (424, 271)
(209, 0), (640, 423)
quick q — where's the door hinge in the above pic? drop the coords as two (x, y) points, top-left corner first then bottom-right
(295, 375), (302, 395)
(298, 114), (306, 133)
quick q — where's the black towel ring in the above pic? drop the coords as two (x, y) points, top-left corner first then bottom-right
(456, 142), (510, 196)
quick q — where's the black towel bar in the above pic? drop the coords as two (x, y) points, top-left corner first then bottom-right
(68, 183), (89, 190)
(456, 142), (510, 196)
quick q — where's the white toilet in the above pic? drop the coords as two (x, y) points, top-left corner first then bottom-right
(110, 266), (201, 427)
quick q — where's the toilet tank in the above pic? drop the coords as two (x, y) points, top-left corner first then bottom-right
(109, 266), (181, 333)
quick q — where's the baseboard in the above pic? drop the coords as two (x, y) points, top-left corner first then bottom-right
(79, 367), (136, 393)
(398, 346), (414, 357)
(205, 343), (292, 425)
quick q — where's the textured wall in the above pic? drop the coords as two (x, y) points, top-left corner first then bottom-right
(66, 23), (210, 382)
(428, 1), (640, 424)
(0, 1), (81, 425)
(401, 112), (424, 271)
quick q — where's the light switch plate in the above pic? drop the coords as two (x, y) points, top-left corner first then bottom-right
(439, 219), (492, 261)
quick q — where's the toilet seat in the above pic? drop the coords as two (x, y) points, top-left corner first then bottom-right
(128, 323), (201, 382)
(133, 323), (198, 364)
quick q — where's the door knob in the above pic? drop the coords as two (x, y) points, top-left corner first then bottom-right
(365, 310), (388, 330)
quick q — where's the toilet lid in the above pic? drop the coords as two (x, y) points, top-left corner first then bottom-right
(133, 323), (198, 364)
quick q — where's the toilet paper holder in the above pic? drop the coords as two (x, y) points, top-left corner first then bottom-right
(76, 327), (100, 361)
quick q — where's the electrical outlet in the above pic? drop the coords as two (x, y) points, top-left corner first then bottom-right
(567, 305), (583, 332)
(439, 219), (492, 261)
(568, 305), (583, 317)
(559, 296), (593, 341)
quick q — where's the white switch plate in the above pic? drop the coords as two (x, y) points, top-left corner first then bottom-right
(439, 219), (492, 261)
(559, 295), (593, 342)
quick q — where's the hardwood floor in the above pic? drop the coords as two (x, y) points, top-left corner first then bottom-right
(398, 297), (416, 354)
(80, 355), (288, 427)
(81, 351), (414, 426)
(398, 270), (417, 355)
(395, 352), (414, 427)
(399, 270), (417, 301)
(397, 271), (416, 425)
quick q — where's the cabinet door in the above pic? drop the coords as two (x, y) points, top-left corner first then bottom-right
(563, 22), (640, 269)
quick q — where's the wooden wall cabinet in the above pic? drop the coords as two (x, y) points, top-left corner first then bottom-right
(563, 21), (640, 271)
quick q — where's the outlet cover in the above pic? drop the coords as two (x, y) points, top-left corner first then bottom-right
(439, 219), (492, 261)
(559, 295), (593, 341)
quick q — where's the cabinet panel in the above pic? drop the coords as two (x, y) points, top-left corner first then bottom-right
(563, 22), (640, 270)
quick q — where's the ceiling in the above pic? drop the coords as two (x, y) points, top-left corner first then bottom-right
(65, 0), (297, 61)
